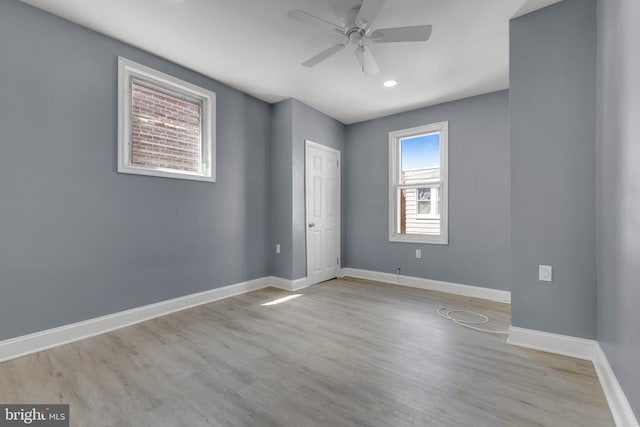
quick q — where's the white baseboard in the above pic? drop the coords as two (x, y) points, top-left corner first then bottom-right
(593, 343), (640, 427)
(508, 326), (639, 427)
(269, 276), (308, 292)
(0, 277), (269, 364)
(341, 268), (511, 304)
(507, 326), (597, 360)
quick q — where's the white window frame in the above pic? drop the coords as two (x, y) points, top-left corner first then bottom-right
(117, 57), (216, 182)
(388, 122), (449, 244)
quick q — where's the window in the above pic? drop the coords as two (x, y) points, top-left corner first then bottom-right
(389, 122), (448, 244)
(417, 187), (439, 217)
(118, 57), (216, 182)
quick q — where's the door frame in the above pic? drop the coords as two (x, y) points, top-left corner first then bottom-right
(305, 140), (341, 286)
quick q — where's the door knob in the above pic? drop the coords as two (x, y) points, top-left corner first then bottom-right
(308, 223), (316, 228)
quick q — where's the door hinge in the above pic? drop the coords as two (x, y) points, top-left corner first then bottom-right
(337, 257), (340, 265)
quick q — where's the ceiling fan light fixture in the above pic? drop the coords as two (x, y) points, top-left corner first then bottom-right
(288, 0), (431, 75)
(383, 80), (397, 88)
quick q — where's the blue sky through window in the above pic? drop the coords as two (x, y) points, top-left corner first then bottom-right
(401, 133), (440, 171)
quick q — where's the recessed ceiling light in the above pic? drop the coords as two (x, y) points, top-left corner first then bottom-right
(383, 80), (397, 88)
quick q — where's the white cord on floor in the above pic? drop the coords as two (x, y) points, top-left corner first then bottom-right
(438, 307), (509, 335)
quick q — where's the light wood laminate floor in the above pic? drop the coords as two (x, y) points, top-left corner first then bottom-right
(0, 278), (614, 426)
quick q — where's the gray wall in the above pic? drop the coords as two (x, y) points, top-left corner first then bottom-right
(270, 100), (294, 279)
(596, 0), (640, 417)
(344, 91), (511, 290)
(0, 0), (271, 341)
(509, 0), (597, 338)
(269, 99), (345, 281)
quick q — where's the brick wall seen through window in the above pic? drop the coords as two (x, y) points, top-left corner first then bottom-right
(131, 82), (202, 173)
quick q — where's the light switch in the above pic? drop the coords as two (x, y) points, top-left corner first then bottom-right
(416, 249), (422, 259)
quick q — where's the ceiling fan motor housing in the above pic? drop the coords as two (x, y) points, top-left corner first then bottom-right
(347, 28), (366, 44)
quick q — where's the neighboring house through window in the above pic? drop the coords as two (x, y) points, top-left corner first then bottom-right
(389, 122), (448, 244)
(118, 57), (216, 182)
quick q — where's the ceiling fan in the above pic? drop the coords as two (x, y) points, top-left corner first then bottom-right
(287, 0), (433, 76)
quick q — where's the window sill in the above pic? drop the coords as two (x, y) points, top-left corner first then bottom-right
(389, 235), (449, 245)
(117, 165), (215, 182)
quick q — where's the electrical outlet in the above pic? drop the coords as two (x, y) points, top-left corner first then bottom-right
(276, 244), (281, 254)
(539, 265), (552, 282)
(415, 249), (422, 259)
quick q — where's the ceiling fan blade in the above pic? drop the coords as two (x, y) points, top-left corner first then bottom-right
(303, 43), (346, 67)
(355, 45), (380, 76)
(369, 25), (433, 43)
(287, 9), (345, 36)
(355, 0), (386, 31)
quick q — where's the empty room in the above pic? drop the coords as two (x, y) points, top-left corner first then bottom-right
(0, 0), (638, 426)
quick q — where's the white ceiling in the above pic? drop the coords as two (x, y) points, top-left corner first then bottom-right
(21, 0), (561, 124)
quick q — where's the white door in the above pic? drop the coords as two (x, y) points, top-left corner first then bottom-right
(306, 140), (341, 286)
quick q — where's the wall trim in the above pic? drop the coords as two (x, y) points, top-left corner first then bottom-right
(0, 277), (269, 364)
(508, 326), (639, 427)
(593, 343), (639, 427)
(341, 268), (511, 303)
(269, 276), (308, 292)
(507, 326), (596, 360)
